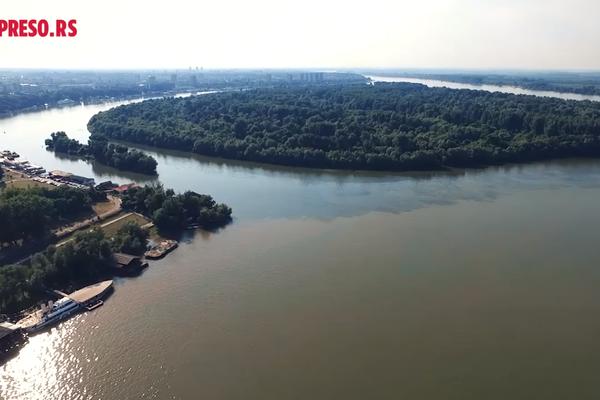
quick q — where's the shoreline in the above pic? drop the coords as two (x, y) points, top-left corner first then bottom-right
(108, 135), (600, 176)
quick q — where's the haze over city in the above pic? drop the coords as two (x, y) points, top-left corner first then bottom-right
(2, 0), (600, 70)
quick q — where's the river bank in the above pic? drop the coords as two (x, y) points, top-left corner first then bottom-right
(368, 75), (600, 102)
(3, 80), (600, 399)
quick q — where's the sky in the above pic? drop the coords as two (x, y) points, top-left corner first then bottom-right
(1, 0), (600, 70)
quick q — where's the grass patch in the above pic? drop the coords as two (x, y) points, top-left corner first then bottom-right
(99, 212), (151, 238)
(2, 170), (56, 190)
(92, 200), (116, 216)
(4, 179), (56, 190)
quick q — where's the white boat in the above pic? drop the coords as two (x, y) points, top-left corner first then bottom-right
(16, 280), (113, 333)
(17, 297), (82, 333)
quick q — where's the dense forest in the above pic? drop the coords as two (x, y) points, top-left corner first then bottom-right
(88, 83), (600, 171)
(0, 226), (147, 315)
(120, 184), (232, 232)
(45, 131), (158, 174)
(0, 186), (104, 245)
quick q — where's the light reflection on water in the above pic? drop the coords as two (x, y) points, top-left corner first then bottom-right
(1, 318), (81, 400)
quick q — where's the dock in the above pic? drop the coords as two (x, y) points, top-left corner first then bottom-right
(68, 280), (114, 309)
(18, 280), (114, 331)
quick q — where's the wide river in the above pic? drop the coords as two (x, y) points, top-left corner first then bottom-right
(1, 83), (600, 399)
(369, 75), (600, 102)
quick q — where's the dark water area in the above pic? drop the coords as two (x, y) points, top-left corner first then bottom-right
(1, 87), (600, 399)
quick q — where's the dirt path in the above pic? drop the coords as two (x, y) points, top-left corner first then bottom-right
(53, 195), (122, 239)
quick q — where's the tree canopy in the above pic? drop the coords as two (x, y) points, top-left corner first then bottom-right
(111, 222), (149, 255)
(0, 186), (100, 245)
(45, 131), (158, 175)
(88, 83), (600, 171)
(0, 230), (113, 314)
(120, 184), (232, 232)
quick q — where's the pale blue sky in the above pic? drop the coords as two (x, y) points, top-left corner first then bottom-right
(1, 0), (599, 70)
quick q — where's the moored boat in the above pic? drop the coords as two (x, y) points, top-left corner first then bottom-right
(17, 298), (81, 333)
(16, 280), (114, 333)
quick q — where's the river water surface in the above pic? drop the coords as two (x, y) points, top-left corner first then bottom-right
(369, 75), (600, 102)
(1, 84), (600, 399)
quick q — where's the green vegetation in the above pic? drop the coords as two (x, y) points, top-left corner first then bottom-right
(111, 222), (149, 255)
(45, 131), (158, 175)
(0, 186), (103, 245)
(0, 86), (148, 116)
(88, 83), (600, 171)
(0, 230), (113, 314)
(99, 213), (150, 238)
(0, 69), (365, 117)
(0, 184), (231, 314)
(120, 184), (232, 232)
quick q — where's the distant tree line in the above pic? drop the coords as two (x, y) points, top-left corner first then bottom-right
(120, 184), (232, 232)
(45, 131), (158, 175)
(87, 83), (600, 171)
(0, 71), (366, 117)
(376, 72), (600, 96)
(0, 84), (174, 117)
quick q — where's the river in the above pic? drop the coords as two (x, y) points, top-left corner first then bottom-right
(1, 84), (600, 399)
(368, 75), (600, 102)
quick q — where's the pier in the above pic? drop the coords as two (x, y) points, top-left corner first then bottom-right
(65, 280), (114, 310)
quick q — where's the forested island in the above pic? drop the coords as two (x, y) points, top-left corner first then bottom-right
(88, 82), (600, 171)
(45, 131), (158, 175)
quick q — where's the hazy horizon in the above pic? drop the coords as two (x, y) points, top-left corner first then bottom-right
(2, 0), (600, 70)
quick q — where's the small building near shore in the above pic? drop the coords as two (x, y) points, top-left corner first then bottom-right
(96, 181), (117, 191)
(50, 170), (73, 179)
(112, 253), (148, 275)
(69, 175), (95, 187)
(113, 183), (139, 194)
(50, 170), (95, 186)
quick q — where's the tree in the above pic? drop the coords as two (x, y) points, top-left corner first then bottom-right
(120, 185), (231, 232)
(45, 131), (158, 174)
(111, 222), (149, 255)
